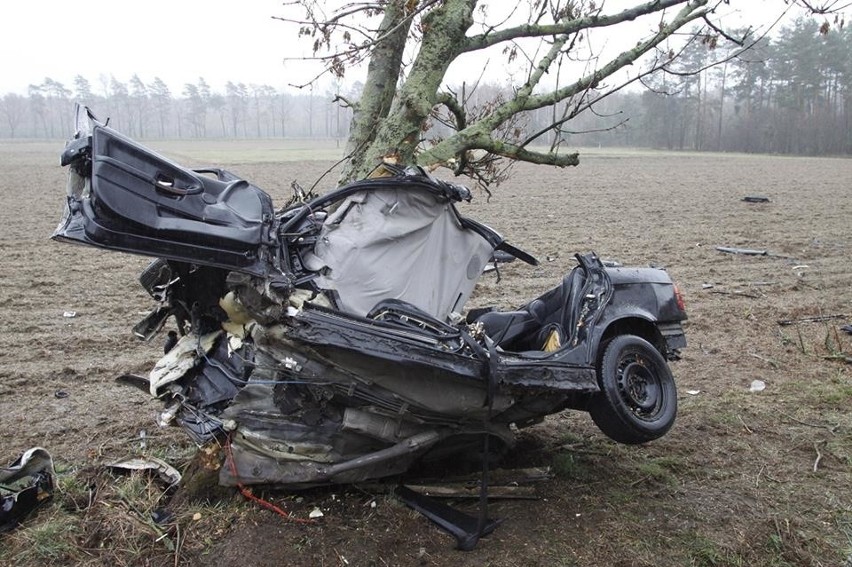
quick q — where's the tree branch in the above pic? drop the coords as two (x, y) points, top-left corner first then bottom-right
(509, 1), (710, 116)
(461, 0), (698, 53)
(474, 139), (580, 167)
(418, 0), (708, 172)
(435, 91), (467, 132)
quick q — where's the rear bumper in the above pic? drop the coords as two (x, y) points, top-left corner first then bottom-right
(658, 322), (687, 354)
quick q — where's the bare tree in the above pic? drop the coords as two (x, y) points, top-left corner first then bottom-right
(129, 75), (148, 138)
(225, 81), (249, 137)
(0, 93), (26, 138)
(278, 0), (843, 185)
(149, 77), (172, 138)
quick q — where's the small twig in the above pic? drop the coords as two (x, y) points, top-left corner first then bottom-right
(738, 415), (754, 434)
(778, 314), (847, 326)
(173, 521), (181, 567)
(833, 325), (845, 352)
(783, 414), (839, 435)
(716, 246), (767, 256)
(812, 443), (822, 473)
(629, 475), (651, 487)
(709, 290), (762, 299)
(403, 484), (537, 499)
(748, 352), (779, 369)
(757, 466), (782, 484)
(796, 325), (807, 354)
(557, 444), (611, 456)
(332, 94), (358, 110)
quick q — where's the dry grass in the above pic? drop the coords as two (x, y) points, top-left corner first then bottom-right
(0, 142), (850, 565)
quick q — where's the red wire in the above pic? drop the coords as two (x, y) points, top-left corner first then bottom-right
(224, 435), (316, 525)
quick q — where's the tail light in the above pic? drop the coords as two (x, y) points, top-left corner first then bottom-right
(673, 283), (686, 312)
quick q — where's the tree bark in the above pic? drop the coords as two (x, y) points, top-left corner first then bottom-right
(345, 0), (476, 181)
(340, 0), (418, 182)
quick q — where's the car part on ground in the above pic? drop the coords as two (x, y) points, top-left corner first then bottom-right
(0, 448), (56, 534)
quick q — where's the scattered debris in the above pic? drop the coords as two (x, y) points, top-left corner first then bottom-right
(62, 311), (77, 318)
(308, 507), (324, 519)
(686, 390), (701, 396)
(397, 486), (501, 551)
(411, 467), (552, 487)
(742, 196), (770, 203)
(778, 314), (847, 326)
(715, 246), (794, 259)
(702, 283), (715, 289)
(0, 447), (55, 533)
(709, 290), (762, 299)
(839, 325), (852, 335)
(738, 415), (753, 434)
(716, 246), (768, 256)
(151, 508), (174, 525)
(108, 456), (181, 487)
(748, 352), (779, 369)
(403, 484), (537, 500)
(54, 389), (69, 399)
(749, 380), (766, 392)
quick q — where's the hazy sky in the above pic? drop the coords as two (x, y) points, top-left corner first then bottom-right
(1, 1), (806, 96)
(1, 0), (301, 94)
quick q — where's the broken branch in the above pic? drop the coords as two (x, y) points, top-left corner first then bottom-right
(783, 414), (839, 435)
(778, 314), (847, 326)
(748, 352), (779, 369)
(709, 290), (763, 299)
(403, 484), (537, 499)
(715, 246), (767, 256)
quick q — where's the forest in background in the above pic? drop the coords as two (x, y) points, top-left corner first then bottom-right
(1, 19), (849, 157)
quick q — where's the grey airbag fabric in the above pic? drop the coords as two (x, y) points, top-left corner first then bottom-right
(307, 188), (492, 319)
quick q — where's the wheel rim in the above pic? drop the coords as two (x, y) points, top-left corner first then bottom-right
(615, 352), (664, 420)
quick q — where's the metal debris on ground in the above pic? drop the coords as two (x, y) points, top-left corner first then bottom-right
(0, 447), (56, 534)
(107, 456), (181, 487)
(716, 246), (768, 256)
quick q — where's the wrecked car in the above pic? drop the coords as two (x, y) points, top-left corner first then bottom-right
(53, 106), (687, 489)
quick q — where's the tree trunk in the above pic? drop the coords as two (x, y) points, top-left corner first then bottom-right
(339, 0), (417, 183)
(170, 443), (232, 507)
(717, 60), (727, 151)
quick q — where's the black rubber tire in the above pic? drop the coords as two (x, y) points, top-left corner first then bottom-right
(589, 334), (677, 444)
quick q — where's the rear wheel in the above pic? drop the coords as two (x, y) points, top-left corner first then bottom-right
(589, 334), (677, 444)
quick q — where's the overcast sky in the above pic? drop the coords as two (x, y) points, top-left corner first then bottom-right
(0, 1), (810, 97)
(1, 0), (301, 95)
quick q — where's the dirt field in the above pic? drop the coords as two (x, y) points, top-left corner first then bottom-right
(1, 140), (850, 566)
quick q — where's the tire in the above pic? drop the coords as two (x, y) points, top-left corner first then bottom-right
(589, 334), (677, 444)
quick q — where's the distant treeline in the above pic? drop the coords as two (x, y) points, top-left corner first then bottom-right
(0, 75), (354, 141)
(1, 19), (849, 156)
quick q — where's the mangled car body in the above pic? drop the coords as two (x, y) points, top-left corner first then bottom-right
(53, 106), (687, 488)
